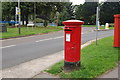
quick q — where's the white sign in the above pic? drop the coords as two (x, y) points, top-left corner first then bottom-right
(66, 34), (70, 42)
(16, 7), (18, 15)
(16, 7), (20, 15)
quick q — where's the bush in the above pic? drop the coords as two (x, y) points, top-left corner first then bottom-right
(43, 20), (48, 27)
(33, 18), (44, 23)
(109, 23), (114, 27)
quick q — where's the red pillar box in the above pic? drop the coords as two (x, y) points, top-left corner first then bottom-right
(114, 14), (120, 48)
(63, 20), (84, 71)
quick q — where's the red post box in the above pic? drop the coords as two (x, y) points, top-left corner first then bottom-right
(63, 20), (84, 71)
(114, 14), (120, 48)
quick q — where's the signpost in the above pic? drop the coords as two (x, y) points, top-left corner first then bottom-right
(15, 7), (18, 28)
(95, 1), (104, 45)
(18, 0), (21, 34)
(96, 6), (100, 45)
(56, 12), (59, 27)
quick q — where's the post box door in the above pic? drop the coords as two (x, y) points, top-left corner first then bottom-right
(65, 29), (74, 62)
(64, 27), (81, 62)
(65, 43), (76, 62)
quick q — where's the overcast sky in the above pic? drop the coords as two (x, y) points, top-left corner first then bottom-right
(70, 0), (106, 5)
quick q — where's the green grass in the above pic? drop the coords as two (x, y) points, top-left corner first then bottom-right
(0, 26), (63, 39)
(82, 25), (96, 27)
(45, 36), (119, 78)
(100, 27), (114, 30)
(58, 26), (64, 28)
(82, 25), (114, 30)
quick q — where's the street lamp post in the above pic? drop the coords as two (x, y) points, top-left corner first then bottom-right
(95, 5), (100, 45)
(95, 1), (104, 45)
(15, 7), (18, 28)
(18, 0), (21, 34)
(56, 12), (59, 27)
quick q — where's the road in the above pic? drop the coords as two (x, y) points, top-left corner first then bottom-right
(2, 27), (114, 69)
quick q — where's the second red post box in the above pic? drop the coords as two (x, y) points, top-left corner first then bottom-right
(63, 20), (84, 71)
(114, 14), (120, 48)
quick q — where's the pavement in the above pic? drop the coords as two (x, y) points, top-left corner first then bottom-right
(98, 65), (119, 79)
(33, 72), (59, 78)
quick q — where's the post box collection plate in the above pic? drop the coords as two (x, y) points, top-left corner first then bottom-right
(66, 34), (70, 42)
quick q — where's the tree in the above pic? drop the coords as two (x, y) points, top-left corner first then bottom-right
(20, 2), (34, 25)
(75, 1), (120, 25)
(74, 5), (83, 20)
(2, 2), (75, 27)
(36, 2), (65, 27)
(58, 2), (75, 26)
(2, 2), (34, 25)
(100, 2), (120, 24)
(0, 2), (2, 21)
(2, 2), (17, 21)
(75, 2), (98, 24)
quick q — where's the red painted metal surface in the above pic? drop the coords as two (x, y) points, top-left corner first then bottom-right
(63, 20), (84, 62)
(114, 14), (120, 47)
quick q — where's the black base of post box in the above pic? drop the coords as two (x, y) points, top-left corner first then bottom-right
(64, 61), (80, 72)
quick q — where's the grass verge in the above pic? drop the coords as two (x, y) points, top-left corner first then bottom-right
(82, 25), (96, 27)
(82, 25), (114, 30)
(100, 27), (114, 30)
(45, 36), (119, 78)
(0, 26), (63, 39)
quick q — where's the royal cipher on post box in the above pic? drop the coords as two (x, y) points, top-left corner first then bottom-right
(63, 20), (84, 71)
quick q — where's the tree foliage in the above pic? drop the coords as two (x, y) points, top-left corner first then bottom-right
(2, 2), (66, 26)
(58, 2), (75, 25)
(75, 2), (98, 24)
(100, 2), (120, 24)
(2, 2), (120, 26)
(75, 2), (120, 25)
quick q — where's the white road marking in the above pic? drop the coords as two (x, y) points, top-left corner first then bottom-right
(1, 32), (85, 42)
(36, 36), (63, 42)
(53, 36), (63, 39)
(0, 45), (16, 49)
(36, 38), (53, 42)
(1, 36), (35, 41)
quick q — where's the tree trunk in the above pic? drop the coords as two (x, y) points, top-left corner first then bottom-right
(26, 15), (28, 26)
(22, 16), (24, 25)
(43, 20), (48, 27)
